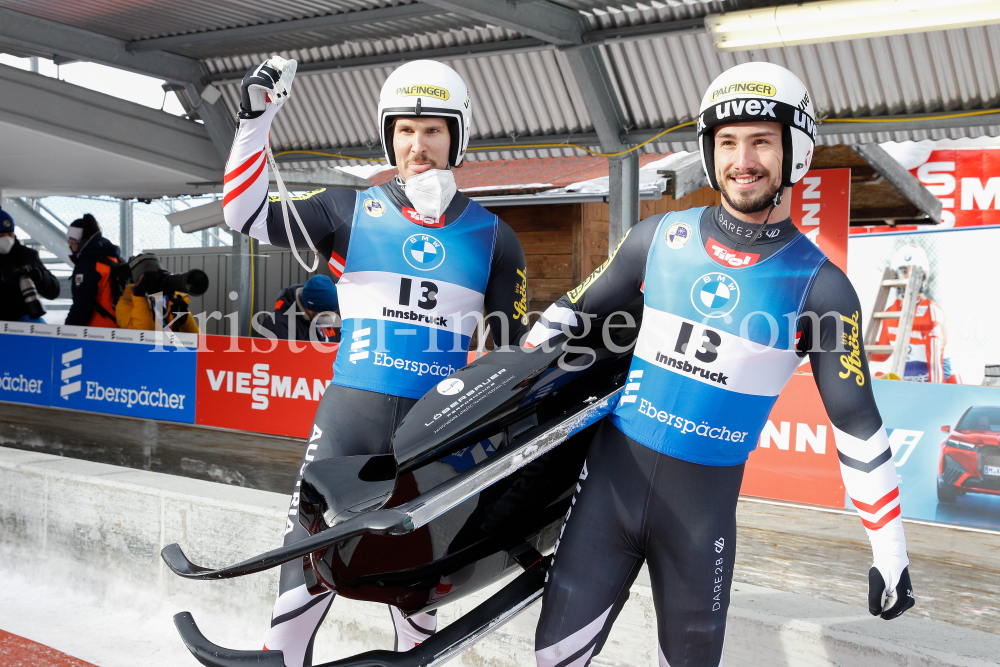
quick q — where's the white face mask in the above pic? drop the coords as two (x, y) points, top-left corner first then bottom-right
(0, 236), (14, 254)
(404, 169), (457, 222)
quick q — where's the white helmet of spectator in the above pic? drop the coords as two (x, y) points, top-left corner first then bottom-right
(697, 62), (817, 190)
(378, 60), (472, 167)
(890, 243), (930, 289)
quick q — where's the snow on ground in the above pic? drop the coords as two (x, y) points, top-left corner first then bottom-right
(0, 560), (266, 667)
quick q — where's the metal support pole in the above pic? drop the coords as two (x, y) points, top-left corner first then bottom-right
(118, 198), (133, 258)
(230, 231), (252, 337)
(608, 151), (640, 252)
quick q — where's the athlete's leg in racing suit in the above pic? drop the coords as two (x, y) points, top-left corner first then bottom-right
(265, 384), (436, 667)
(535, 421), (744, 667)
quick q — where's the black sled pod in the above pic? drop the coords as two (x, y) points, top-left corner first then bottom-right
(162, 306), (640, 667)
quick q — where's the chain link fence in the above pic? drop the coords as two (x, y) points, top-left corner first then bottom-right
(36, 195), (230, 255)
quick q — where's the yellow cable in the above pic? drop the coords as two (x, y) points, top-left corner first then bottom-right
(273, 108), (998, 162)
(822, 108), (1000, 124)
(472, 120), (698, 157)
(274, 150), (384, 162)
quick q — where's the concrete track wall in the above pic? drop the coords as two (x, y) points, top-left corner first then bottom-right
(2, 446), (998, 667)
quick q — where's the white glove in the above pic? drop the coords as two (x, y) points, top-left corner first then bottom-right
(238, 56), (297, 119)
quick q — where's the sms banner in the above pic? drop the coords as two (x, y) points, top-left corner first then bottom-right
(195, 335), (338, 438)
(851, 146), (1000, 235)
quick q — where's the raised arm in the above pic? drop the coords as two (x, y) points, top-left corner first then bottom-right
(221, 58), (355, 264)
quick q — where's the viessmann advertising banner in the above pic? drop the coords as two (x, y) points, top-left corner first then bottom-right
(0, 326), (337, 436)
(742, 374), (1000, 532)
(195, 335), (338, 438)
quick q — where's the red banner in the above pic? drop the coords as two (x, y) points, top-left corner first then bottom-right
(851, 147), (1000, 234)
(195, 335), (338, 438)
(790, 168), (851, 272)
(741, 373), (845, 507)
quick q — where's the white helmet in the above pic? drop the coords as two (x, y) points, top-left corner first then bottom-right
(697, 62), (817, 190)
(890, 243), (930, 286)
(377, 60), (471, 167)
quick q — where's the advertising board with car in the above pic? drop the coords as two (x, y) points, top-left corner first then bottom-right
(743, 375), (1000, 532)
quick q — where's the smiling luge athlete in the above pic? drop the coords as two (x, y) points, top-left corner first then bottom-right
(222, 57), (529, 667)
(527, 62), (914, 667)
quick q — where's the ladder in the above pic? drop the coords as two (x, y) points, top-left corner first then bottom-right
(863, 266), (925, 379)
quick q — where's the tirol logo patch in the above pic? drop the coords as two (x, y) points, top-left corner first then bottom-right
(665, 222), (692, 249)
(396, 84), (450, 101)
(705, 236), (760, 268)
(691, 273), (740, 318)
(363, 198), (385, 217)
(437, 378), (464, 395)
(403, 233), (445, 271)
(710, 81), (776, 101)
(403, 207), (444, 227)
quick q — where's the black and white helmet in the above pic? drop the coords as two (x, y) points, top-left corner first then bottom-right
(378, 60), (472, 167)
(697, 62), (817, 190)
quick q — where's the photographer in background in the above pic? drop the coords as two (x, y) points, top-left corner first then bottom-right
(66, 213), (121, 327)
(116, 253), (206, 334)
(0, 208), (60, 323)
(259, 274), (340, 343)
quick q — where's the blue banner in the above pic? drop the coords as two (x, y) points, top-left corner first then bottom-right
(49, 337), (198, 423)
(0, 333), (54, 406)
(870, 381), (1000, 531)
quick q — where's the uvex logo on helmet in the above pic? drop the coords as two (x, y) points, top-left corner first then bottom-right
(711, 81), (776, 101)
(396, 84), (450, 101)
(713, 98), (778, 121)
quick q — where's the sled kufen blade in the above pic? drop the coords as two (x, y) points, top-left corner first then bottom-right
(161, 509), (410, 579)
(174, 612), (289, 667)
(170, 560), (549, 667)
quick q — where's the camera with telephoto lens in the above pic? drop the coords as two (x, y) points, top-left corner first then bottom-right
(128, 253), (208, 298)
(15, 268), (45, 319)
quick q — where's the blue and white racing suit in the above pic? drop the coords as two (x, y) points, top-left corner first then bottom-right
(528, 205), (912, 667)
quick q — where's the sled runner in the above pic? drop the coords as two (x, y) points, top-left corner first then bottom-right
(162, 307), (641, 666)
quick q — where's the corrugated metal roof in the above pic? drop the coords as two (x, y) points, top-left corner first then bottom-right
(212, 21), (1000, 166)
(2, 0), (997, 165)
(0, 0), (416, 41)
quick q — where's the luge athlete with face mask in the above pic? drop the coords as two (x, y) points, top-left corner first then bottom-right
(527, 63), (915, 667)
(222, 58), (529, 667)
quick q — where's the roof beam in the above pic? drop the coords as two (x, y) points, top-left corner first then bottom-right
(205, 37), (551, 84)
(0, 63), (223, 194)
(126, 4), (439, 53)
(563, 46), (629, 153)
(422, 0), (584, 46)
(583, 17), (706, 44)
(0, 8), (235, 159)
(0, 7), (202, 83)
(851, 143), (942, 223)
(421, 1), (639, 249)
